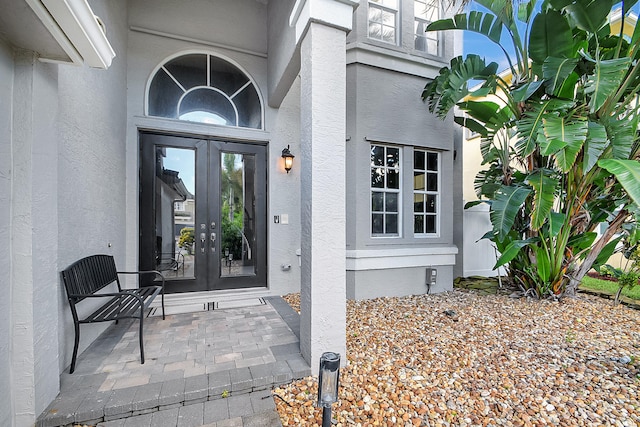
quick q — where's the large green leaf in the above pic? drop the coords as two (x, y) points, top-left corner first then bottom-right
(517, 0), (536, 22)
(494, 237), (539, 269)
(564, 0), (613, 33)
(490, 185), (532, 241)
(541, 116), (588, 171)
(599, 159), (640, 207)
(592, 236), (623, 271)
(568, 231), (597, 252)
(474, 168), (502, 199)
(516, 99), (575, 157)
(422, 55), (499, 118)
(547, 211), (566, 238)
(426, 11), (502, 44)
(454, 116), (487, 137)
(606, 117), (636, 159)
(515, 99), (551, 157)
(632, 11), (640, 50)
(583, 122), (608, 172)
(584, 57), (631, 113)
(526, 170), (559, 230)
(512, 81), (544, 103)
(529, 10), (573, 64)
(457, 100), (505, 128)
(535, 246), (551, 283)
(556, 71), (580, 99)
(542, 57), (578, 96)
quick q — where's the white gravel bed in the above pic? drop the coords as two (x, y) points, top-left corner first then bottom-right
(275, 290), (640, 427)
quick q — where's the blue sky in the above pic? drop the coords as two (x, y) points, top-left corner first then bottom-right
(462, 1), (640, 73)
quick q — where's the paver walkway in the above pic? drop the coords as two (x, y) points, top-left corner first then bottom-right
(37, 296), (308, 427)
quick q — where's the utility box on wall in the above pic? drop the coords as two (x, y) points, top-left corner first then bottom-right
(426, 268), (437, 291)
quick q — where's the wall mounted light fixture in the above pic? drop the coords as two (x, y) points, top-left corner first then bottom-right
(281, 145), (295, 173)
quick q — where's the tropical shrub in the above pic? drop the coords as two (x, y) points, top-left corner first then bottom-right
(423, 0), (640, 296)
(178, 227), (195, 254)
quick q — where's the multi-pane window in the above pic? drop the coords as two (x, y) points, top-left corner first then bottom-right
(414, 150), (439, 235)
(414, 0), (440, 55)
(368, 0), (399, 44)
(147, 53), (262, 129)
(371, 145), (400, 236)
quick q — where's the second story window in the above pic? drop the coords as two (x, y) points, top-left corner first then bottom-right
(414, 0), (440, 55)
(368, 0), (399, 44)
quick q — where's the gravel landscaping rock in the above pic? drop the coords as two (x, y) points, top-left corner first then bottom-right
(275, 290), (640, 426)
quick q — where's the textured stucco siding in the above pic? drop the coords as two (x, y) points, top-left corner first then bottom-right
(269, 78), (302, 296)
(345, 63), (457, 299)
(299, 22), (348, 369)
(10, 50), (61, 423)
(0, 38), (14, 427)
(126, 0), (299, 295)
(57, 0), (129, 374)
(347, 265), (453, 300)
(30, 58), (60, 418)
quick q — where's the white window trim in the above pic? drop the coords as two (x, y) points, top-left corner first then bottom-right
(413, 149), (441, 238)
(370, 144), (402, 238)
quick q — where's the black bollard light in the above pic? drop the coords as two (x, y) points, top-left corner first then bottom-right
(318, 352), (341, 427)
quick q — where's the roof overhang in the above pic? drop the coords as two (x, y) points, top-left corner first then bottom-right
(0, 0), (115, 69)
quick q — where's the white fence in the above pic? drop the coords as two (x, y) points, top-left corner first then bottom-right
(462, 203), (505, 277)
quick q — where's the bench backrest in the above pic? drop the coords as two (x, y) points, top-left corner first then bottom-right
(62, 255), (120, 303)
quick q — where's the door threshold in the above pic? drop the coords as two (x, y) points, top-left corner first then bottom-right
(150, 287), (273, 308)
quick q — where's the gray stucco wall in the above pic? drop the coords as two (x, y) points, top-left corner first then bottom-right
(347, 265), (452, 300)
(267, 0), (298, 107)
(268, 78), (302, 296)
(0, 38), (13, 427)
(126, 0), (300, 296)
(345, 63), (457, 299)
(57, 0), (129, 372)
(346, 64), (455, 248)
(30, 57), (60, 418)
(8, 49), (61, 421)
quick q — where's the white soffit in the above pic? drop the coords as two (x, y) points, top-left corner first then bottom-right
(25, 0), (115, 69)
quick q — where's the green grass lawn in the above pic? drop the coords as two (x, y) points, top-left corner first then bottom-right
(580, 276), (640, 301)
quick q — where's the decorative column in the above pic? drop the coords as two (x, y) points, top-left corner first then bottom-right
(290, 0), (358, 373)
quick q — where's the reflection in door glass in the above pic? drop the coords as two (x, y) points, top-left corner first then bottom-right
(221, 152), (257, 277)
(155, 147), (196, 279)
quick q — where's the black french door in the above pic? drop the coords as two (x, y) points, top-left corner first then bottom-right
(139, 132), (267, 293)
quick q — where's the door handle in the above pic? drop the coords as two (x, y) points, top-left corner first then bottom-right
(210, 232), (216, 252)
(200, 233), (206, 253)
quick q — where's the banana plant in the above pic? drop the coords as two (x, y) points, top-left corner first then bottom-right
(423, 0), (640, 296)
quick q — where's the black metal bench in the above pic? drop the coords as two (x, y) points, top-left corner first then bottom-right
(62, 254), (165, 374)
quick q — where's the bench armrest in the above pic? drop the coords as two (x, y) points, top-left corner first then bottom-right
(117, 270), (165, 292)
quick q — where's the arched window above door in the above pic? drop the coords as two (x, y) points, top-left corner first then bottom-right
(147, 53), (263, 129)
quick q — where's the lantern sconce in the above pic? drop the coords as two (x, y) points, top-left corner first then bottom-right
(281, 145), (294, 173)
(318, 352), (341, 427)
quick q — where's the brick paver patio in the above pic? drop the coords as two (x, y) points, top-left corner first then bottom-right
(37, 296), (308, 427)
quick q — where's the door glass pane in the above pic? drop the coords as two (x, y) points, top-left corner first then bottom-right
(155, 147), (196, 279)
(221, 152), (257, 277)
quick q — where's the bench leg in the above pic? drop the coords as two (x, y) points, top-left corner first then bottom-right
(70, 322), (80, 374)
(161, 292), (165, 320)
(139, 310), (145, 364)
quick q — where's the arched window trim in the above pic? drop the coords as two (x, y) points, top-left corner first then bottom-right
(145, 49), (265, 130)
(177, 86), (240, 126)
